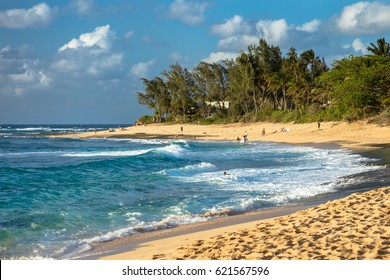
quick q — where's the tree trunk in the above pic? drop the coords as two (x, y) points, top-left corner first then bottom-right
(282, 87), (287, 110)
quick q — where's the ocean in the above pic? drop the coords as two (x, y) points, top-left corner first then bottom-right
(0, 124), (386, 259)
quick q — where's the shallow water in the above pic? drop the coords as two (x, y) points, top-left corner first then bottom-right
(0, 125), (384, 259)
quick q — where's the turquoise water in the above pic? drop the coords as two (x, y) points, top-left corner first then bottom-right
(0, 125), (384, 259)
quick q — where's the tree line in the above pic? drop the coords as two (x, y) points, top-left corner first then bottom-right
(137, 38), (390, 124)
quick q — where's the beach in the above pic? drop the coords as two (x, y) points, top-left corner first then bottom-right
(57, 121), (390, 151)
(99, 186), (389, 260)
(57, 121), (390, 260)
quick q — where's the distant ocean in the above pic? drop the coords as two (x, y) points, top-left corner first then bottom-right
(0, 124), (386, 259)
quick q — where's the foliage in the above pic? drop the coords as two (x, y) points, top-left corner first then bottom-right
(373, 107), (390, 126)
(136, 38), (390, 124)
(136, 115), (154, 125)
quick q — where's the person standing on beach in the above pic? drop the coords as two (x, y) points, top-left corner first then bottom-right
(317, 122), (321, 130)
(262, 128), (266, 136)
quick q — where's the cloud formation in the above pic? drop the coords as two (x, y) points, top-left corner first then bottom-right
(217, 34), (258, 51)
(297, 19), (321, 33)
(209, 15), (258, 54)
(166, 0), (208, 25)
(58, 25), (113, 54)
(0, 3), (57, 29)
(336, 1), (390, 34)
(0, 45), (51, 96)
(87, 53), (123, 76)
(211, 15), (252, 37)
(53, 25), (123, 79)
(202, 52), (238, 63)
(256, 19), (290, 45)
(131, 59), (156, 78)
(343, 38), (369, 54)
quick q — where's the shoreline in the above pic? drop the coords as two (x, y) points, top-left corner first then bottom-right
(76, 184), (389, 260)
(52, 121), (390, 151)
(67, 121), (390, 260)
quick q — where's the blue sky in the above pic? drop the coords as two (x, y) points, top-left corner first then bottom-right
(1, 0), (390, 124)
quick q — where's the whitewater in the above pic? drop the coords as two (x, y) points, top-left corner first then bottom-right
(0, 125), (384, 259)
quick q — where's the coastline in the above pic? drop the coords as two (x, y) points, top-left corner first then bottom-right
(93, 186), (389, 260)
(65, 121), (390, 260)
(74, 183), (389, 260)
(53, 121), (390, 151)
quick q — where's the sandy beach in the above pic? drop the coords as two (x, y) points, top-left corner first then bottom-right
(100, 186), (389, 260)
(56, 121), (390, 151)
(62, 121), (389, 260)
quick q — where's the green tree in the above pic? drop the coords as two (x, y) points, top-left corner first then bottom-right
(193, 61), (229, 118)
(367, 38), (390, 57)
(320, 55), (390, 119)
(162, 64), (195, 121)
(137, 77), (170, 122)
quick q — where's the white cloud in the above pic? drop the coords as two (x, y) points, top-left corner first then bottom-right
(166, 0), (208, 25)
(0, 3), (57, 29)
(256, 19), (290, 45)
(87, 54), (123, 76)
(9, 65), (35, 83)
(336, 1), (390, 34)
(217, 34), (259, 51)
(53, 26), (123, 79)
(131, 59), (156, 77)
(297, 19), (321, 33)
(71, 0), (94, 16)
(0, 45), (31, 62)
(343, 38), (369, 54)
(352, 38), (366, 52)
(58, 25), (113, 53)
(0, 45), (51, 95)
(211, 15), (252, 37)
(210, 15), (258, 52)
(202, 52), (238, 63)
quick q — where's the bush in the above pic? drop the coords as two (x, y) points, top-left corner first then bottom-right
(136, 115), (154, 125)
(373, 107), (390, 126)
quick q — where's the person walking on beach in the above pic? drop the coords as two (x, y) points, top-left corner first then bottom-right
(317, 122), (321, 130)
(262, 128), (266, 136)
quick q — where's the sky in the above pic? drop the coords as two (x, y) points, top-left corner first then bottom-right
(1, 0), (390, 124)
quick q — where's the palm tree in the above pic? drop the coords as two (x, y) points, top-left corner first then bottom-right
(367, 38), (390, 57)
(300, 49), (322, 82)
